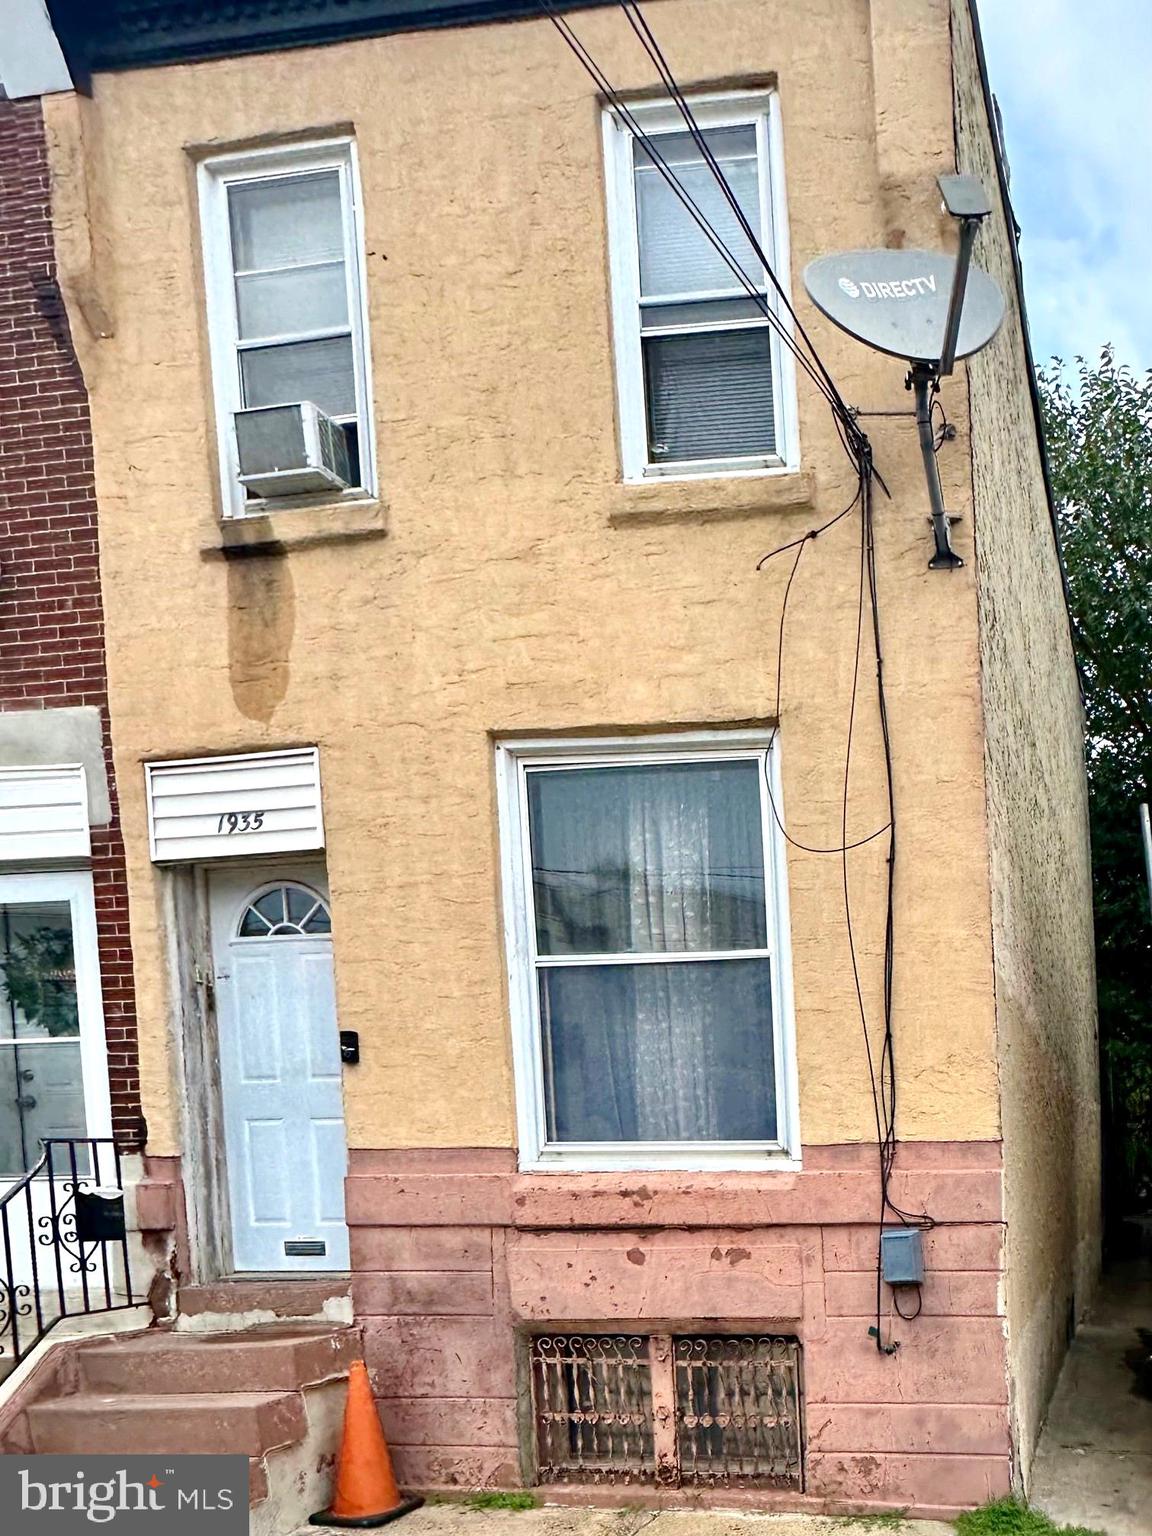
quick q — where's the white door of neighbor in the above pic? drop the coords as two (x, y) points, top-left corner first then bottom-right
(209, 867), (349, 1272)
(0, 870), (115, 1338)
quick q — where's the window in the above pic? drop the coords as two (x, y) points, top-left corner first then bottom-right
(603, 91), (796, 482)
(199, 140), (375, 516)
(497, 734), (797, 1170)
(238, 883), (332, 938)
(0, 872), (110, 1180)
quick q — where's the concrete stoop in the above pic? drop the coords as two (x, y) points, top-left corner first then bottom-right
(0, 1323), (361, 1531)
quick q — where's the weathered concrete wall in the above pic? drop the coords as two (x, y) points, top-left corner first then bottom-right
(42, 0), (999, 1161)
(346, 1143), (1010, 1515)
(950, 0), (1101, 1487)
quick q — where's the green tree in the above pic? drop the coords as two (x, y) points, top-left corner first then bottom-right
(1039, 349), (1152, 1223)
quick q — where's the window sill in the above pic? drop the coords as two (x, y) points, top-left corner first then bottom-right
(522, 1150), (801, 1175)
(203, 498), (388, 559)
(607, 468), (816, 529)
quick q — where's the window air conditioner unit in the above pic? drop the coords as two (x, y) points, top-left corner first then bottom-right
(234, 401), (351, 498)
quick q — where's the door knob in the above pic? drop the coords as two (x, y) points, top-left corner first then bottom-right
(16, 1095), (37, 1109)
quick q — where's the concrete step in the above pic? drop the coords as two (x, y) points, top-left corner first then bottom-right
(27, 1389), (308, 1458)
(176, 1279), (351, 1329)
(77, 1324), (360, 1395)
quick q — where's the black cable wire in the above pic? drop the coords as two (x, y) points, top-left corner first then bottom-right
(755, 489), (861, 570)
(931, 388), (950, 453)
(616, 0), (859, 432)
(538, 0), (932, 1350)
(535, 0), (864, 454)
(892, 1284), (924, 1322)
(756, 488), (895, 858)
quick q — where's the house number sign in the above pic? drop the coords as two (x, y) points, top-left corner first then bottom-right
(146, 748), (324, 864)
(216, 810), (265, 834)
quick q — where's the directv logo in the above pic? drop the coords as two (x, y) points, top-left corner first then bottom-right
(836, 272), (938, 301)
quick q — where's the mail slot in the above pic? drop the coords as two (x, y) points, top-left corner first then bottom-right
(75, 1186), (127, 1243)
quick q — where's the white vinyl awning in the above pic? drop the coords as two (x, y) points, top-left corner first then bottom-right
(145, 747), (325, 864)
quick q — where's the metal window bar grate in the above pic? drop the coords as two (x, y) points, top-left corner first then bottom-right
(531, 1335), (655, 1485)
(674, 1335), (802, 1487)
(530, 1332), (801, 1489)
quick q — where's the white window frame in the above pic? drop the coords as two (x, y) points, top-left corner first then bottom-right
(0, 869), (112, 1183)
(603, 89), (799, 485)
(198, 137), (377, 519)
(496, 731), (800, 1172)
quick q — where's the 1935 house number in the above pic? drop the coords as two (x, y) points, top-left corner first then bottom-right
(216, 810), (266, 834)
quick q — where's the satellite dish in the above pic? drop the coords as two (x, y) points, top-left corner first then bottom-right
(803, 249), (1005, 365)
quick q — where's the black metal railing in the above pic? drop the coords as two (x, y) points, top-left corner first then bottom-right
(0, 1138), (135, 1369)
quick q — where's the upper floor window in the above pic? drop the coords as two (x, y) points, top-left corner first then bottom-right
(603, 92), (796, 482)
(497, 734), (798, 1171)
(199, 140), (375, 517)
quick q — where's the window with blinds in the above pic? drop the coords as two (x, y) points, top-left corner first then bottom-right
(604, 94), (791, 481)
(199, 139), (374, 515)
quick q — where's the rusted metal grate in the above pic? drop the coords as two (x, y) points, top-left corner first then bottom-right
(531, 1334), (655, 1484)
(529, 1332), (802, 1489)
(674, 1335), (802, 1487)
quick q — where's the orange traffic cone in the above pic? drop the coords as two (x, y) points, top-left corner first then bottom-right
(310, 1360), (424, 1528)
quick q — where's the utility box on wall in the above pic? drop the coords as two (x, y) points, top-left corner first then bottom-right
(880, 1226), (925, 1285)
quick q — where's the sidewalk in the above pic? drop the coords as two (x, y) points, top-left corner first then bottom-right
(299, 1502), (954, 1536)
(1030, 1260), (1152, 1536)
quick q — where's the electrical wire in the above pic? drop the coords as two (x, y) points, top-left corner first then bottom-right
(892, 1284), (924, 1322)
(610, 0), (940, 1347)
(931, 388), (950, 453)
(615, 0), (856, 430)
(537, 0), (932, 1351)
(756, 487), (895, 858)
(535, 0), (868, 462)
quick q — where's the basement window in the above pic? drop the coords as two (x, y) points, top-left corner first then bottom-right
(198, 138), (376, 517)
(530, 1332), (803, 1488)
(603, 90), (797, 482)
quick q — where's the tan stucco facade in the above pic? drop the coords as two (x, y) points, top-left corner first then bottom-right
(951, 0), (1101, 1485)
(37, 0), (1099, 1504)
(43, 0), (1002, 1159)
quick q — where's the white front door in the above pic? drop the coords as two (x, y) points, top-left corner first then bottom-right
(0, 871), (114, 1334)
(209, 867), (349, 1272)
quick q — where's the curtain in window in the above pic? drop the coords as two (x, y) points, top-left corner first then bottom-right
(529, 761), (776, 1143)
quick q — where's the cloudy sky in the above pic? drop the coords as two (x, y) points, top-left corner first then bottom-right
(978, 0), (1152, 374)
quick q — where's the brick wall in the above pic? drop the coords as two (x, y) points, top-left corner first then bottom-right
(0, 94), (143, 1149)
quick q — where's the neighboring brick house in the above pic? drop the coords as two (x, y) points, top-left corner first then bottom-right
(0, 42), (142, 1183)
(0, 0), (1100, 1522)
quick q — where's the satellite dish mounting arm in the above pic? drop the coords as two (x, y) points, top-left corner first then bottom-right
(802, 181), (1003, 571)
(914, 175), (993, 568)
(910, 362), (962, 570)
(936, 174), (993, 377)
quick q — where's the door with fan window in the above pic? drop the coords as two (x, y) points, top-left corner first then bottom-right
(209, 866), (349, 1272)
